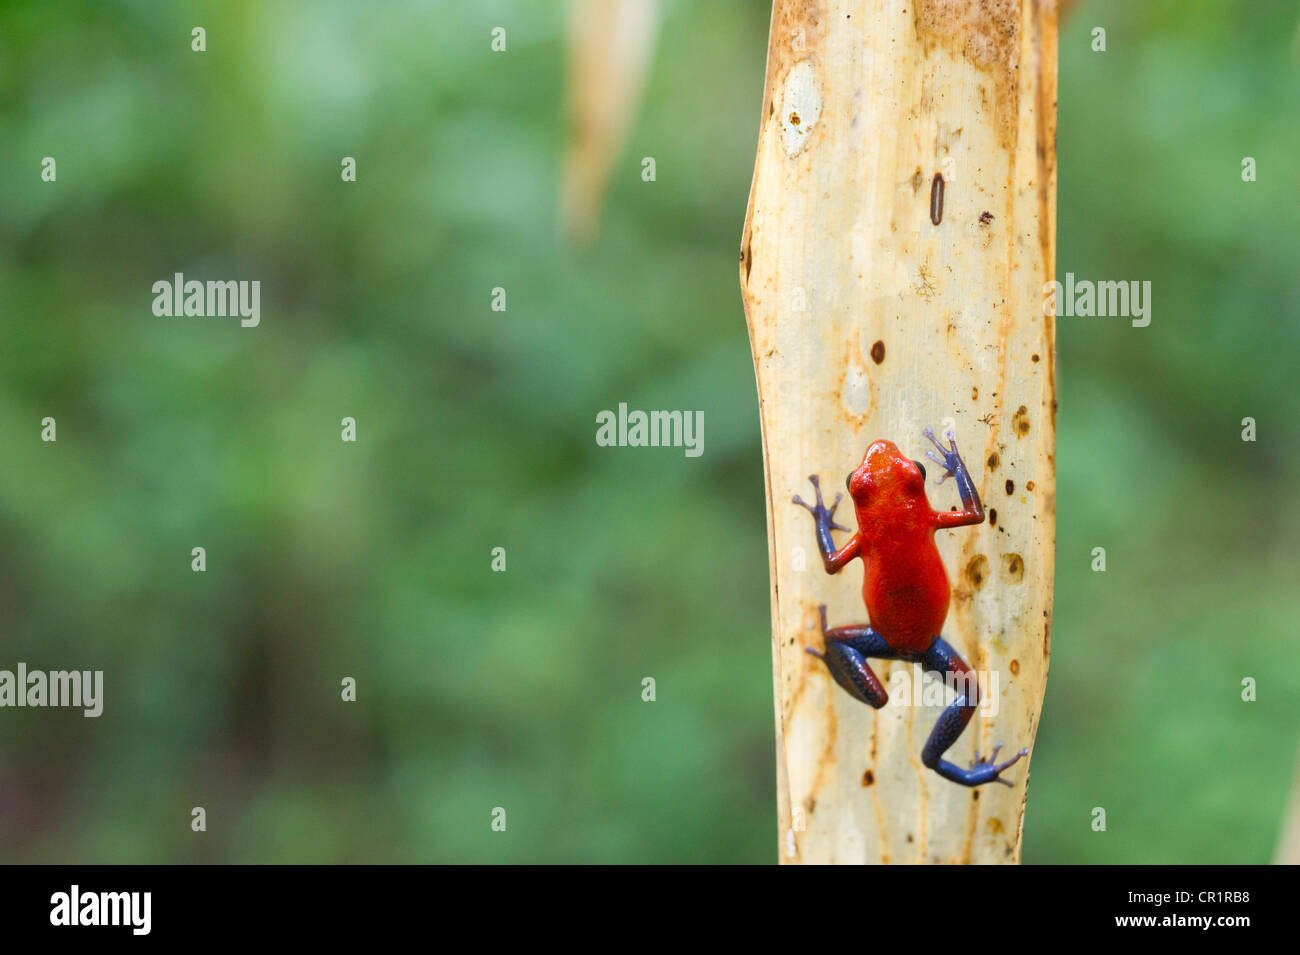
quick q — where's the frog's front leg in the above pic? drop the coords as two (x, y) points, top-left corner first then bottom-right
(918, 637), (1027, 787)
(805, 605), (905, 709)
(792, 475), (860, 573)
(924, 428), (985, 529)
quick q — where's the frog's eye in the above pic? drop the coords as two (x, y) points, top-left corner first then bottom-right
(912, 460), (927, 481)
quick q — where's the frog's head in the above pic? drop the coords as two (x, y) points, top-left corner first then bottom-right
(846, 439), (929, 506)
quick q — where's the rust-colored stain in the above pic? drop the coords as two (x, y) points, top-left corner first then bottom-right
(911, 166), (924, 193)
(913, 0), (1021, 150)
(768, 0), (826, 81)
(971, 386), (979, 401)
(1002, 553), (1024, 583)
(1009, 658), (1020, 676)
(870, 339), (886, 364)
(964, 554), (990, 590)
(862, 769), (875, 787)
(986, 451), (999, 470)
(1012, 405), (1031, 437)
(837, 344), (876, 425)
(1032, 0), (1060, 278)
(1026, 480), (1035, 492)
(1031, 353), (1040, 362)
(987, 817), (1006, 835)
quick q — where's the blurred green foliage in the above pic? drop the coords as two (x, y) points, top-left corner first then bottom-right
(0, 0), (1295, 863)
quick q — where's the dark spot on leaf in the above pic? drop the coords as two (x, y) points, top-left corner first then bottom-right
(987, 452), (999, 470)
(1005, 479), (1015, 495)
(1012, 405), (1030, 437)
(862, 769), (875, 787)
(1009, 658), (1020, 676)
(870, 340), (886, 364)
(965, 555), (990, 590)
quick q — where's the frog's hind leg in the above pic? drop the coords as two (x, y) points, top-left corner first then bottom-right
(918, 637), (1027, 787)
(806, 605), (908, 709)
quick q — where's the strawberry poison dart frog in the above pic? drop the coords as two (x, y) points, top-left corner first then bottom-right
(793, 427), (1027, 787)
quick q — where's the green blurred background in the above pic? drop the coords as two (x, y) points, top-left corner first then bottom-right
(0, 0), (1296, 863)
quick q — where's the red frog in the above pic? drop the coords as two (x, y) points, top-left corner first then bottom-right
(793, 427), (1027, 787)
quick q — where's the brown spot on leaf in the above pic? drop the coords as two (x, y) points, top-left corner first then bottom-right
(1002, 553), (1024, 582)
(988, 507), (997, 526)
(1031, 353), (1040, 362)
(870, 340), (886, 364)
(965, 554), (990, 590)
(986, 452), (999, 470)
(1026, 480), (1035, 491)
(1009, 659), (1020, 676)
(1005, 479), (1014, 495)
(1012, 405), (1030, 437)
(862, 769), (875, 787)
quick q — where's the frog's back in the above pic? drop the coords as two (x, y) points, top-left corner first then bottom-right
(861, 529), (949, 654)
